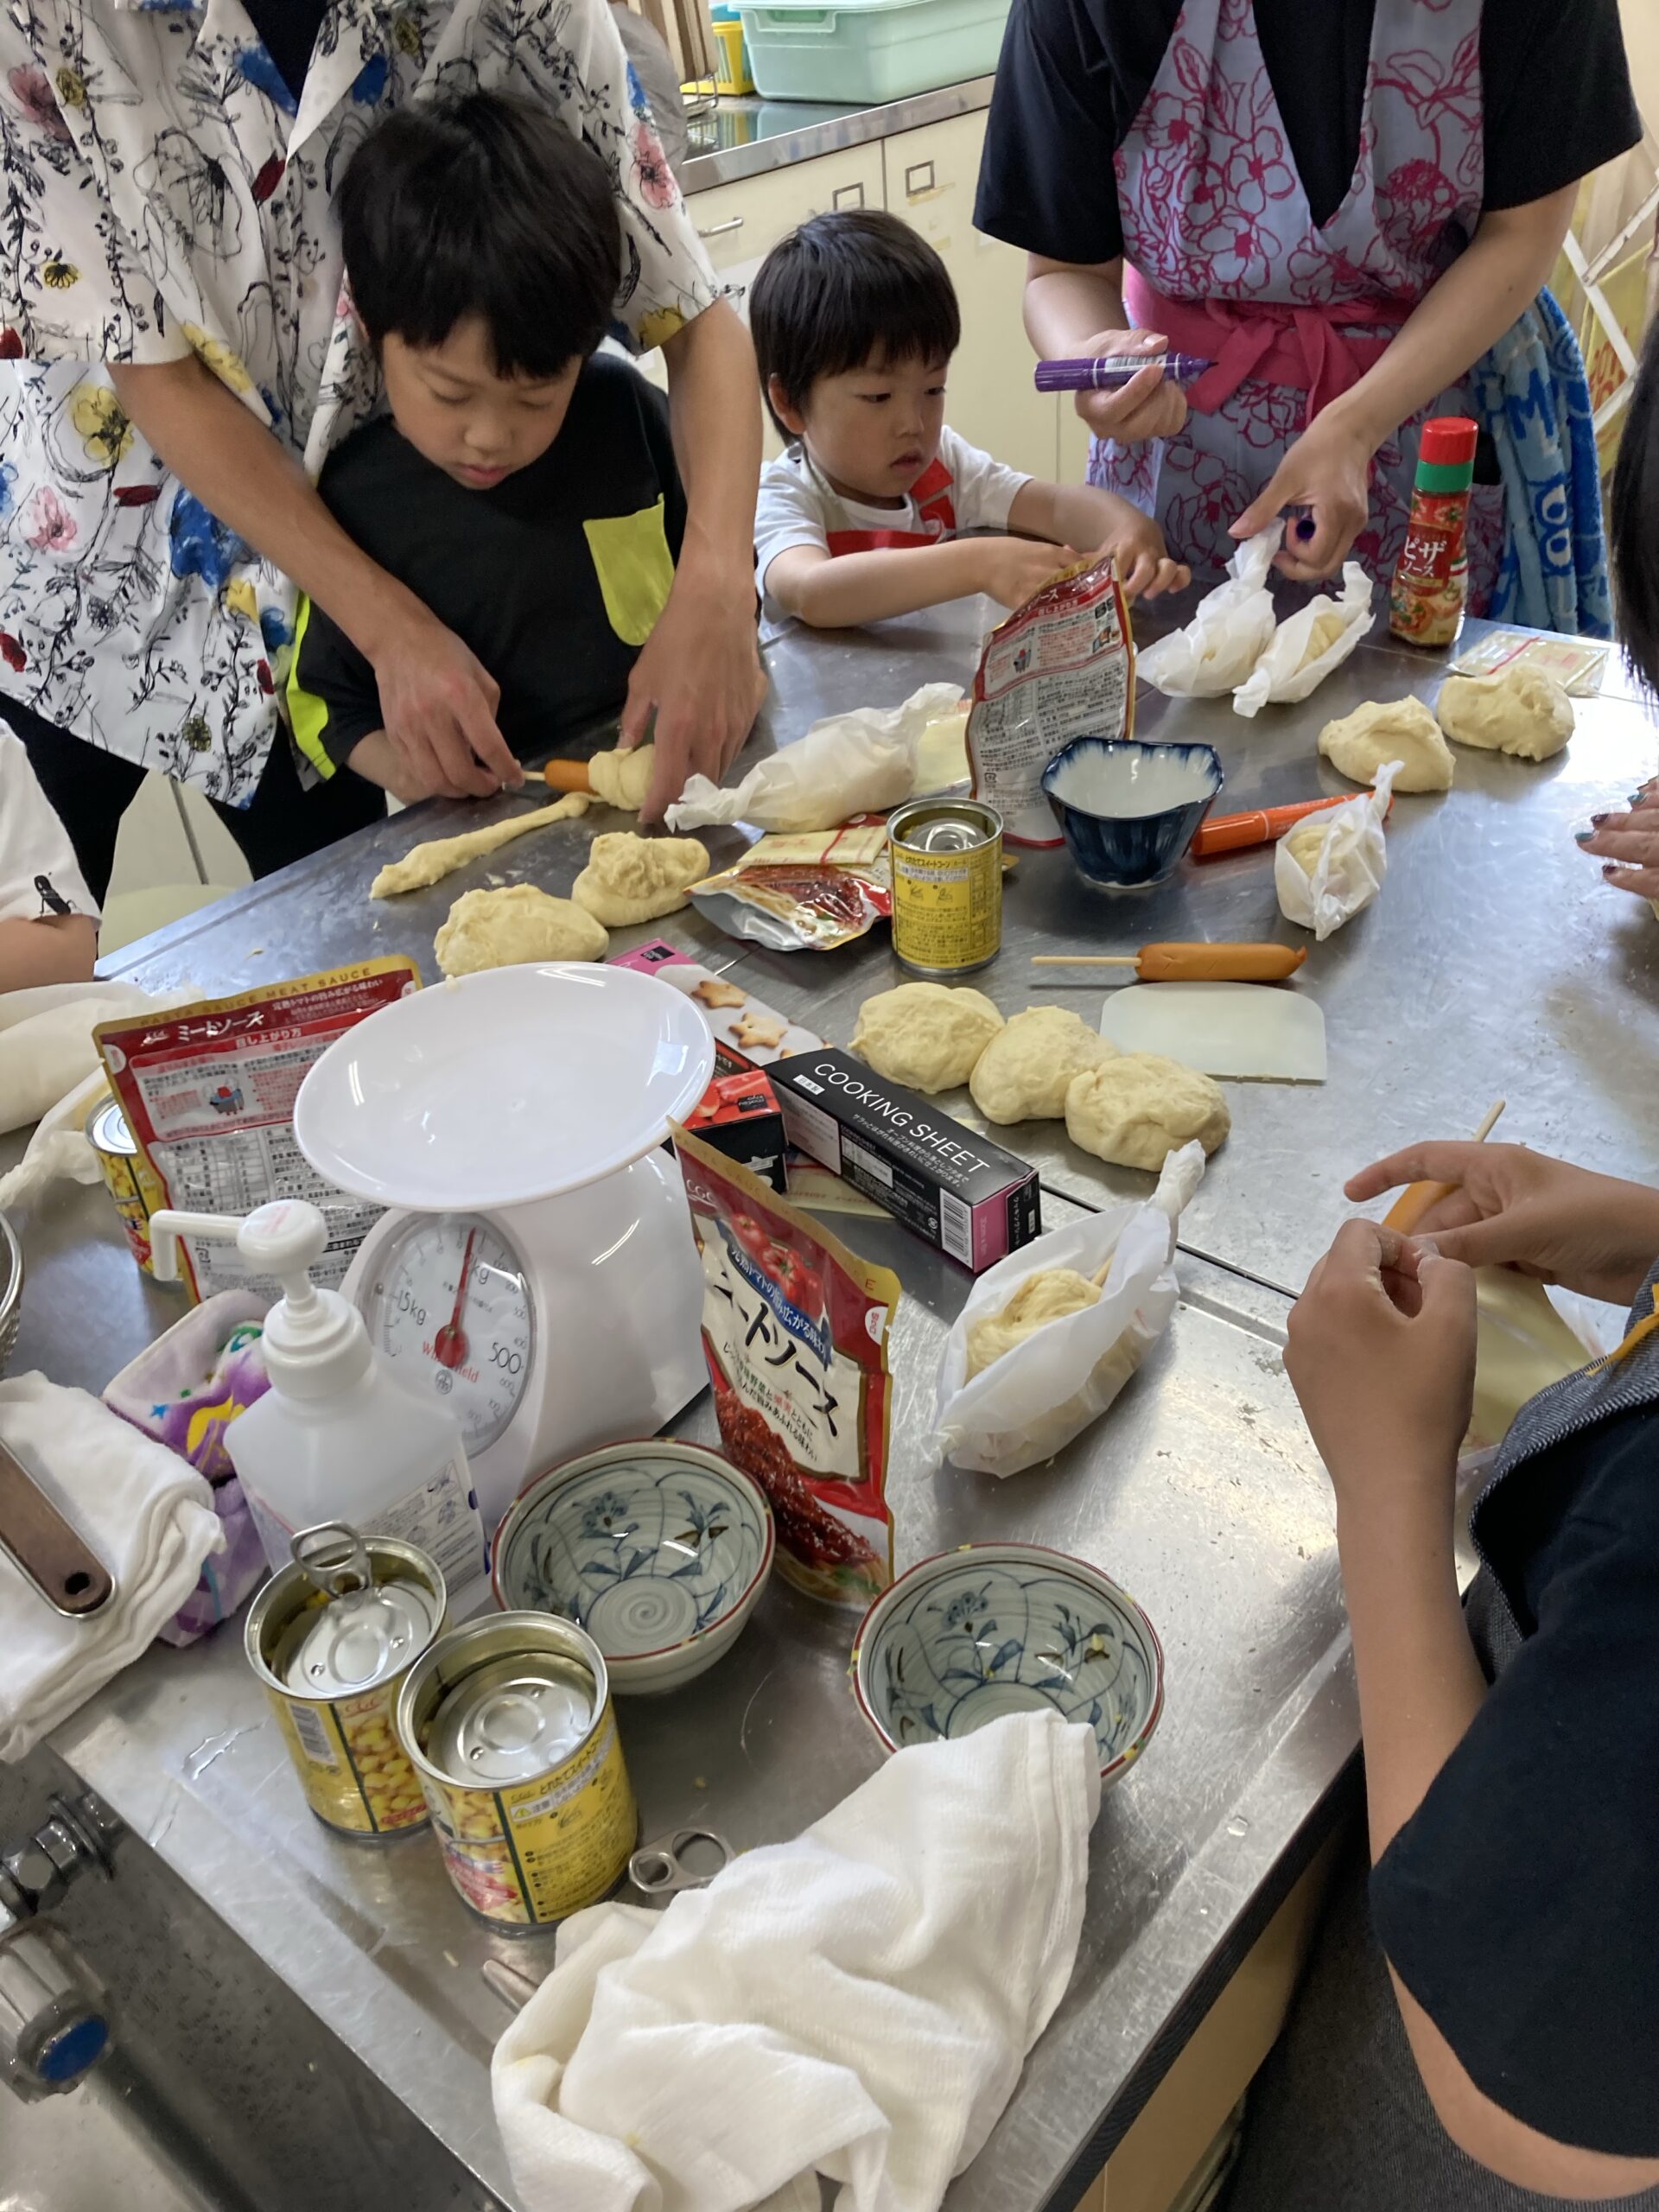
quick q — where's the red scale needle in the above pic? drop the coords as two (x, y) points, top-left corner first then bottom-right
(432, 1228), (477, 1371)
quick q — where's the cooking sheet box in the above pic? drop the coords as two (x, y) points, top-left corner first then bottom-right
(770, 1049), (1040, 1272)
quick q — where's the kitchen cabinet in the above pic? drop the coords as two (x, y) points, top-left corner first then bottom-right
(882, 111), (1060, 480)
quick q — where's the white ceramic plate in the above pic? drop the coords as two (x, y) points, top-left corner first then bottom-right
(294, 963), (715, 1210)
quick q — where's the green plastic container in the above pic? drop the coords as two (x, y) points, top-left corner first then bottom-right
(737, 0), (1010, 105)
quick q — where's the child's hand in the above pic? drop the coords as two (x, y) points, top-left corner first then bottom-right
(1285, 1221), (1475, 1510)
(1347, 1142), (1659, 1308)
(975, 537), (1078, 610)
(1097, 512), (1190, 601)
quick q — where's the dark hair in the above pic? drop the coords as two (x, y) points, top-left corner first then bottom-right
(748, 209), (961, 435)
(1611, 311), (1659, 700)
(339, 90), (621, 379)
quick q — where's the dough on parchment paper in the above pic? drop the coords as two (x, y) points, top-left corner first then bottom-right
(586, 743), (656, 810)
(1436, 666), (1573, 761)
(433, 885), (608, 977)
(1318, 696), (1453, 793)
(968, 1006), (1116, 1125)
(850, 982), (1004, 1094)
(370, 792), (591, 898)
(1283, 818), (1330, 873)
(1065, 1053), (1230, 1173)
(1297, 607), (1350, 671)
(964, 1267), (1103, 1381)
(571, 831), (710, 926)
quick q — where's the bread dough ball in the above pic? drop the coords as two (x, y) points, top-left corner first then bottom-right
(965, 1267), (1102, 1380)
(1319, 696), (1453, 792)
(586, 743), (656, 810)
(1283, 817), (1332, 874)
(969, 1006), (1116, 1124)
(1297, 607), (1349, 671)
(434, 885), (608, 976)
(1065, 1053), (1230, 1172)
(1437, 666), (1573, 761)
(851, 982), (1003, 1093)
(572, 831), (710, 925)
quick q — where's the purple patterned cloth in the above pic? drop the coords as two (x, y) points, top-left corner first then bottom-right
(1095, 0), (1504, 599)
(104, 1292), (272, 1645)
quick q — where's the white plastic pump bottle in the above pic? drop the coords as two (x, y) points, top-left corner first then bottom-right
(149, 1201), (486, 1590)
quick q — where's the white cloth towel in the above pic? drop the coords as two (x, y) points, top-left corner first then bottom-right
(0, 1374), (223, 1761)
(493, 1710), (1102, 2212)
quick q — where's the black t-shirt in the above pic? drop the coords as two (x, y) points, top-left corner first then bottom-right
(1369, 1397), (1659, 2157)
(289, 355), (686, 770)
(239, 0), (329, 99)
(976, 0), (1642, 268)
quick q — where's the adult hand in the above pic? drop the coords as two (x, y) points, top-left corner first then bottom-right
(369, 601), (522, 800)
(1576, 793), (1659, 899)
(975, 537), (1080, 610)
(1346, 1141), (1659, 1308)
(1230, 409), (1373, 580)
(1285, 1220), (1476, 1509)
(1071, 329), (1189, 444)
(621, 567), (766, 823)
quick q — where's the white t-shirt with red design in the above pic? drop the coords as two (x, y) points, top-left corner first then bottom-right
(755, 427), (1031, 627)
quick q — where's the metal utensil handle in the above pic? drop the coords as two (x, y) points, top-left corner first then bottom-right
(0, 1438), (115, 1617)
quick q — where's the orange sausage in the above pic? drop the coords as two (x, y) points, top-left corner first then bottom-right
(1136, 941), (1307, 982)
(542, 759), (594, 793)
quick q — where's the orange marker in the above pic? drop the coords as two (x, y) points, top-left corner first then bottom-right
(1193, 793), (1395, 859)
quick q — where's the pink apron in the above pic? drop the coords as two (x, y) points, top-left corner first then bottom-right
(1096, 0), (1505, 600)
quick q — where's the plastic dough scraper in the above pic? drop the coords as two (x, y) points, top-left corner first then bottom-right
(1098, 980), (1326, 1082)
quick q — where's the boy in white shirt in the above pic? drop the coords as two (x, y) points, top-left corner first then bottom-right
(0, 728), (99, 990)
(751, 211), (1188, 630)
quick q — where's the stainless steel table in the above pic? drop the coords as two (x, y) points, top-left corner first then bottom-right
(10, 594), (1652, 2209)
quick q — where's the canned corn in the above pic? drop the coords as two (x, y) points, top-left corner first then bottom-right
(246, 1524), (445, 1840)
(396, 1612), (637, 1931)
(88, 1096), (158, 1274)
(887, 798), (1003, 977)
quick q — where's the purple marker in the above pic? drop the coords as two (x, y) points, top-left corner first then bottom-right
(1035, 353), (1212, 394)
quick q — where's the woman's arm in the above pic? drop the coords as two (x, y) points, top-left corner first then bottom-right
(1233, 184), (1578, 578)
(108, 358), (519, 802)
(1287, 1220), (1659, 2197)
(1022, 258), (1190, 442)
(626, 301), (767, 821)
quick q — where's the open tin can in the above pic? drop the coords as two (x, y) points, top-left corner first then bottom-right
(245, 1522), (445, 1840)
(396, 1611), (638, 1931)
(887, 798), (1003, 977)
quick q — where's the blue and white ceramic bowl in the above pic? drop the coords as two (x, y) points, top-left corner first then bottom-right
(493, 1441), (773, 1694)
(852, 1542), (1164, 1784)
(1042, 737), (1224, 889)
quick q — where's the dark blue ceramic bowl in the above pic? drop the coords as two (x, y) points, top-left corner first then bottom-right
(1042, 738), (1224, 889)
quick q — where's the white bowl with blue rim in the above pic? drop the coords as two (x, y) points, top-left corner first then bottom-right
(851, 1541), (1164, 1784)
(493, 1440), (773, 1694)
(1042, 737), (1223, 889)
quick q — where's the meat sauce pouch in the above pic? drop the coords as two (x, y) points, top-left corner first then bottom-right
(672, 1123), (899, 1606)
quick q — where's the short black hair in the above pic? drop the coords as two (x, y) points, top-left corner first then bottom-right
(748, 209), (961, 435)
(339, 90), (621, 380)
(1611, 311), (1659, 700)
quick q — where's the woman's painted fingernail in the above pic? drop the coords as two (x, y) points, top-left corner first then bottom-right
(1603, 862), (1624, 878)
(1628, 791), (1649, 808)
(1575, 829), (1596, 844)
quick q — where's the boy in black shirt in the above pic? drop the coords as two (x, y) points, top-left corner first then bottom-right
(288, 92), (684, 802)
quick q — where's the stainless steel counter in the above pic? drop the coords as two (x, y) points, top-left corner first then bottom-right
(678, 78), (993, 194)
(10, 591), (1654, 2209)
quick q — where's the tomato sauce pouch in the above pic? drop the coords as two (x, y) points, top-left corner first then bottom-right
(672, 1124), (899, 1606)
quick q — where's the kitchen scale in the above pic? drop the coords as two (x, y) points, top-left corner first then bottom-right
(293, 963), (716, 1535)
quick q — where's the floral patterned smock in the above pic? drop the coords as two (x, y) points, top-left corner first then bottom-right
(0, 0), (714, 803)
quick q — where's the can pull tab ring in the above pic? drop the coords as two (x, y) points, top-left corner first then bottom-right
(291, 1521), (376, 1602)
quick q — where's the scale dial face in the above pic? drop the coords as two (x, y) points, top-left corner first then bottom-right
(359, 1213), (534, 1455)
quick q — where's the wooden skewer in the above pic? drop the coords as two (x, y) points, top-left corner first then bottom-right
(1032, 955), (1138, 966)
(1469, 1099), (1507, 1145)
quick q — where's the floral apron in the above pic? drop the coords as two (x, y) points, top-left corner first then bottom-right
(1095, 0), (1507, 601)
